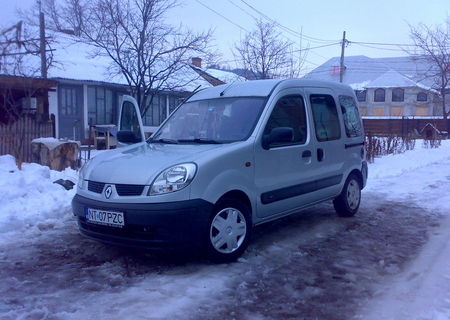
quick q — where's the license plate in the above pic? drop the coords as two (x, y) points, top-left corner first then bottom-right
(86, 208), (125, 228)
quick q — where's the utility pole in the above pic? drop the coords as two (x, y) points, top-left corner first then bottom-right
(339, 31), (346, 83)
(38, 0), (47, 78)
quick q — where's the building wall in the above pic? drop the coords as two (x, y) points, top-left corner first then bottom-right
(357, 87), (441, 117)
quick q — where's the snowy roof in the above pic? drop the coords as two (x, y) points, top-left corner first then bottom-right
(364, 70), (422, 88)
(188, 64), (245, 88)
(205, 68), (246, 84)
(304, 55), (439, 91)
(5, 35), (235, 92)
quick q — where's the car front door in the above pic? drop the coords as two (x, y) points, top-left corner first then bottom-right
(254, 88), (323, 219)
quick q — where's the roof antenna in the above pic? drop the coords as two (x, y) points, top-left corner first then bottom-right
(220, 78), (238, 96)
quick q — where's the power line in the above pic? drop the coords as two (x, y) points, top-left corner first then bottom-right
(237, 0), (339, 44)
(194, 0), (248, 32)
(352, 43), (408, 52)
(226, 0), (259, 21)
(351, 41), (450, 48)
(218, 42), (340, 65)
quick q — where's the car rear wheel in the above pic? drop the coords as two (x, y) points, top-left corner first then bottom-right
(333, 173), (361, 217)
(205, 197), (252, 263)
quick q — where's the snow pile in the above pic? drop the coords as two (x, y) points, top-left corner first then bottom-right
(0, 155), (78, 243)
(368, 139), (450, 179)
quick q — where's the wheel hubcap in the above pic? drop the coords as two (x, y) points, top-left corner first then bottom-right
(210, 207), (247, 254)
(346, 179), (361, 210)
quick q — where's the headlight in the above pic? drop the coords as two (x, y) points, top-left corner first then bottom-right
(149, 163), (197, 195)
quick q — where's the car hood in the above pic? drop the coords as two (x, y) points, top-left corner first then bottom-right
(85, 142), (222, 185)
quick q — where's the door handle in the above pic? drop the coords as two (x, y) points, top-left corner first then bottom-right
(317, 148), (324, 162)
(302, 150), (312, 158)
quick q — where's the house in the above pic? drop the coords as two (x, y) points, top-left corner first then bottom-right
(0, 75), (56, 125)
(1, 38), (243, 142)
(304, 55), (449, 117)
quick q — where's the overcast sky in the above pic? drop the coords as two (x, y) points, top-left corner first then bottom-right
(2, 0), (449, 74)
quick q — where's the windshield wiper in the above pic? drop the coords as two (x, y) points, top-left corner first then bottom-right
(149, 138), (179, 144)
(178, 138), (223, 144)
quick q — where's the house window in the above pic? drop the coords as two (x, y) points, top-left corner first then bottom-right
(87, 86), (115, 125)
(355, 90), (367, 102)
(374, 88), (385, 102)
(339, 95), (362, 137)
(60, 87), (78, 116)
(143, 94), (189, 127)
(143, 94), (167, 127)
(392, 88), (404, 102)
(21, 97), (38, 113)
(168, 96), (187, 115)
(310, 94), (341, 141)
(417, 92), (427, 102)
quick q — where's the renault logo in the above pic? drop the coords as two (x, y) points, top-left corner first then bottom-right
(104, 185), (113, 199)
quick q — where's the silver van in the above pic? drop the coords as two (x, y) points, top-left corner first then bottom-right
(72, 79), (368, 262)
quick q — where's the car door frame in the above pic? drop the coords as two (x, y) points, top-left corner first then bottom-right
(304, 87), (347, 200)
(253, 87), (328, 220)
(117, 95), (146, 147)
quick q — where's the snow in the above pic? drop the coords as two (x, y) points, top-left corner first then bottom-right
(364, 69), (426, 89)
(32, 137), (80, 151)
(369, 140), (450, 180)
(358, 140), (450, 320)
(0, 155), (78, 242)
(206, 68), (246, 83)
(1, 139), (450, 319)
(349, 80), (370, 90)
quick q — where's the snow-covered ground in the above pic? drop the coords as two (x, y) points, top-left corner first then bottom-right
(1, 140), (450, 319)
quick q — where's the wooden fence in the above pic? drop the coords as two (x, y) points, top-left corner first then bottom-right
(0, 116), (54, 163)
(363, 117), (449, 137)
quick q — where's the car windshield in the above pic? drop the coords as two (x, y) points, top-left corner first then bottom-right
(150, 97), (266, 143)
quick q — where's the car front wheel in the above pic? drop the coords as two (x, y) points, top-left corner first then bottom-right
(205, 198), (252, 263)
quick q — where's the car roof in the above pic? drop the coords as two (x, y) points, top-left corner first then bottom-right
(188, 79), (354, 101)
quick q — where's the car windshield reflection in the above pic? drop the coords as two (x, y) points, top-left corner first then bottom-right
(150, 97), (266, 144)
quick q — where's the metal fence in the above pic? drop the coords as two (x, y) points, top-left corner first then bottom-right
(0, 116), (54, 163)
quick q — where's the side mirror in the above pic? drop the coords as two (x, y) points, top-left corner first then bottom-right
(117, 130), (142, 144)
(262, 127), (294, 150)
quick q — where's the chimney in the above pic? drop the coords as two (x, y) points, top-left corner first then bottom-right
(191, 57), (202, 68)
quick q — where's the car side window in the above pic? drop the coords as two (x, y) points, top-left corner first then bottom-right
(339, 95), (363, 137)
(263, 95), (307, 147)
(310, 94), (341, 141)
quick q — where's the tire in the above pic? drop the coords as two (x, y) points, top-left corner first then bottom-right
(205, 197), (252, 263)
(333, 173), (361, 217)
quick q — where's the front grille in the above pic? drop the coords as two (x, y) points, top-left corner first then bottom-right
(88, 181), (105, 193)
(116, 184), (145, 196)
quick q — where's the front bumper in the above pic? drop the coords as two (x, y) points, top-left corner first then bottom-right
(72, 194), (213, 250)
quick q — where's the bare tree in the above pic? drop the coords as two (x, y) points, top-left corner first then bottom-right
(41, 0), (212, 115)
(409, 18), (450, 131)
(234, 20), (302, 80)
